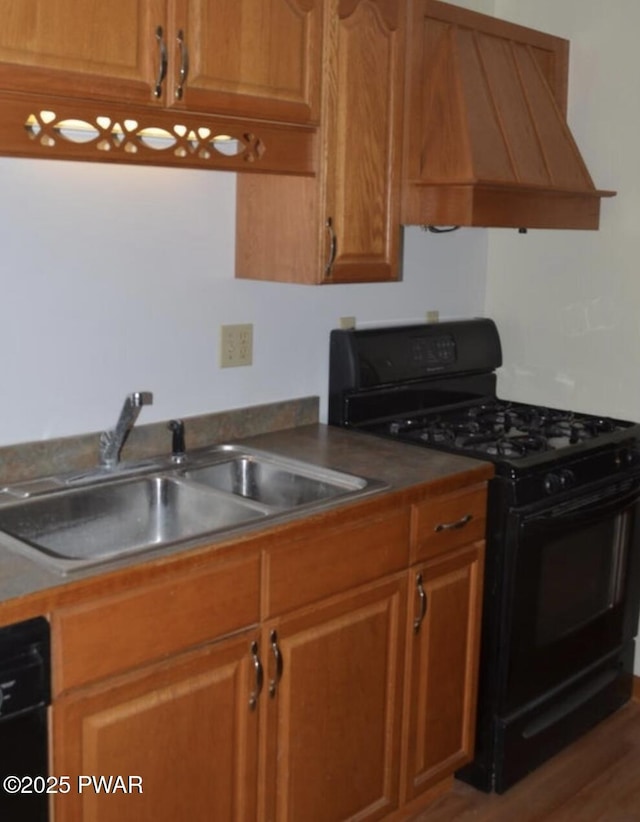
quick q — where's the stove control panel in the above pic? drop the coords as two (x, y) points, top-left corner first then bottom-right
(411, 334), (456, 368)
(514, 439), (640, 506)
(615, 445), (640, 469)
(543, 469), (576, 495)
(328, 318), (502, 398)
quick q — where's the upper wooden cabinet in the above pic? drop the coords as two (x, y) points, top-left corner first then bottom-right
(402, 0), (615, 230)
(0, 0), (165, 105)
(173, 0), (322, 124)
(235, 0), (405, 284)
(0, 0), (319, 174)
(0, 0), (321, 121)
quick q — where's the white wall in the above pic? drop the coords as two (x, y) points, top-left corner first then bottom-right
(0, 158), (487, 445)
(486, 0), (640, 421)
(485, 0), (640, 674)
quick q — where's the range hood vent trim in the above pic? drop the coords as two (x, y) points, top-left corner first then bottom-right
(402, 1), (615, 230)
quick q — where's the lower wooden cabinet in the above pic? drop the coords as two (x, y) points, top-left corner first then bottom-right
(51, 484), (487, 821)
(402, 541), (485, 802)
(261, 575), (407, 822)
(53, 629), (261, 822)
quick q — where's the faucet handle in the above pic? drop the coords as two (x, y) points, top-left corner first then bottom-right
(99, 391), (154, 468)
(133, 391), (154, 406)
(168, 419), (186, 463)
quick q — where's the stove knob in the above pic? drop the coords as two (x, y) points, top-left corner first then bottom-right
(615, 447), (637, 468)
(543, 472), (562, 495)
(559, 468), (575, 489)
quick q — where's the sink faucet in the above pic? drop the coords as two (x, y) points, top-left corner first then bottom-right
(99, 391), (154, 468)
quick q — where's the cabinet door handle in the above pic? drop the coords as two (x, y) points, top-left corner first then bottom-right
(175, 29), (190, 100)
(154, 25), (168, 98)
(413, 573), (428, 634)
(434, 513), (472, 532)
(324, 217), (337, 277)
(269, 630), (284, 697)
(249, 641), (263, 710)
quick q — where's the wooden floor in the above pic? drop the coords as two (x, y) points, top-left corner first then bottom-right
(408, 701), (640, 822)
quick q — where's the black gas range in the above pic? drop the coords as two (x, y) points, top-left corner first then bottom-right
(329, 318), (640, 792)
(363, 396), (640, 508)
(329, 318), (640, 499)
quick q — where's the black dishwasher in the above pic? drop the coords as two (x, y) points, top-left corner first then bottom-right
(0, 617), (51, 822)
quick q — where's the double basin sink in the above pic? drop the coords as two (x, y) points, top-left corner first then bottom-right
(0, 445), (385, 574)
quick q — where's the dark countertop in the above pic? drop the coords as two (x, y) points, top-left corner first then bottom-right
(0, 423), (493, 620)
(242, 424), (492, 490)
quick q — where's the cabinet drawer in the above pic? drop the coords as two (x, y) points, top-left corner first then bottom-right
(52, 551), (261, 695)
(411, 485), (487, 562)
(264, 507), (410, 618)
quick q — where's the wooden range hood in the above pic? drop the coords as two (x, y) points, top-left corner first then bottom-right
(402, 1), (615, 230)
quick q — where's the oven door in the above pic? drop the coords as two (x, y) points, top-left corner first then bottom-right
(501, 478), (640, 712)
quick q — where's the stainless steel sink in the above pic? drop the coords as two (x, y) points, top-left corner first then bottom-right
(0, 445), (386, 574)
(0, 474), (269, 572)
(183, 453), (367, 508)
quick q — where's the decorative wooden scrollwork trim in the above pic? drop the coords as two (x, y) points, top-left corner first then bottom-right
(0, 91), (317, 176)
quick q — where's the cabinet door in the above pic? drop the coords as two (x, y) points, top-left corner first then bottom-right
(0, 1), (166, 105)
(53, 631), (261, 822)
(402, 542), (485, 802)
(235, 0), (405, 284)
(171, 0), (322, 123)
(322, 0), (405, 283)
(261, 576), (407, 821)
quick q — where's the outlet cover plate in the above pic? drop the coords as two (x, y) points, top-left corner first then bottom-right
(220, 323), (253, 368)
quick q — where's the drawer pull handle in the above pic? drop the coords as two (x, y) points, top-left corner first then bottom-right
(413, 573), (427, 634)
(269, 630), (284, 697)
(434, 513), (472, 532)
(249, 641), (263, 710)
(154, 26), (168, 98)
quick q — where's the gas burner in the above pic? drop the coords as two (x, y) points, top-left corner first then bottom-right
(582, 417), (618, 435)
(388, 417), (425, 435)
(380, 401), (629, 462)
(415, 427), (456, 446)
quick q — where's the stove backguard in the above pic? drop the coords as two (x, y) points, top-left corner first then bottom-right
(329, 318), (502, 427)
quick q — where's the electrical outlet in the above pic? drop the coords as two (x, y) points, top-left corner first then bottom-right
(426, 310), (440, 323)
(339, 316), (357, 329)
(220, 323), (253, 368)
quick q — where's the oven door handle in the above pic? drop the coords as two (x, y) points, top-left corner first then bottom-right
(530, 485), (640, 530)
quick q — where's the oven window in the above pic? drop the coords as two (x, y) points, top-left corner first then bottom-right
(536, 512), (629, 646)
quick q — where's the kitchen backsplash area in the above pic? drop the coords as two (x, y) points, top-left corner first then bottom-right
(0, 397), (319, 486)
(0, 157), (487, 448)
